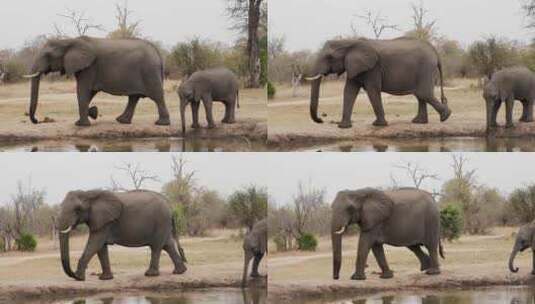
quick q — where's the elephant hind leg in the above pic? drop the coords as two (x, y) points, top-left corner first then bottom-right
(97, 245), (114, 280)
(116, 95), (140, 124)
(163, 238), (187, 275)
(412, 98), (429, 124)
(408, 245), (431, 271)
(424, 244), (441, 275)
(417, 94), (451, 122)
(250, 252), (265, 278)
(145, 246), (162, 277)
(149, 90), (171, 126)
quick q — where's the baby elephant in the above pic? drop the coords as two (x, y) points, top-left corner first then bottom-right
(509, 221), (535, 274)
(483, 66), (535, 130)
(57, 189), (187, 281)
(178, 67), (240, 135)
(242, 219), (267, 287)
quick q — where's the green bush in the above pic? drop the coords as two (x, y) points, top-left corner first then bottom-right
(297, 232), (318, 251)
(172, 204), (187, 236)
(267, 81), (276, 99)
(0, 238), (4, 252)
(440, 204), (463, 241)
(15, 233), (37, 252)
(3, 59), (26, 83)
(273, 234), (288, 252)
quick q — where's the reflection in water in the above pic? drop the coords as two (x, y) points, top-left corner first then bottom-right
(53, 288), (266, 304)
(333, 287), (535, 304)
(0, 137), (267, 152)
(305, 137), (535, 152)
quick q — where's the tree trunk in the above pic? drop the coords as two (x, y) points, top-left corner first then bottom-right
(246, 0), (261, 88)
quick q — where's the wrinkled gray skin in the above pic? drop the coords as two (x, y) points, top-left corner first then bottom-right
(26, 36), (170, 126)
(508, 222), (535, 274)
(57, 189), (187, 281)
(307, 37), (451, 128)
(331, 187), (444, 280)
(483, 67), (535, 130)
(177, 67), (239, 135)
(242, 219), (267, 287)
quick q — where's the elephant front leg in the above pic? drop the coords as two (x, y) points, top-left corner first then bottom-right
(145, 247), (162, 276)
(116, 95), (140, 124)
(191, 100), (201, 129)
(222, 101), (236, 124)
(352, 234), (372, 280)
(201, 96), (216, 129)
(371, 244), (393, 279)
(75, 233), (107, 281)
(250, 253), (265, 278)
(97, 245), (114, 280)
(520, 100), (534, 122)
(505, 98), (515, 128)
(339, 81), (361, 129)
(75, 91), (96, 127)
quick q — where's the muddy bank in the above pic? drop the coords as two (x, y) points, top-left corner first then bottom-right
(268, 275), (535, 303)
(0, 274), (266, 303)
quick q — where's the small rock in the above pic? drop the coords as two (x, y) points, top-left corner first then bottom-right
(42, 117), (56, 123)
(321, 112), (327, 117)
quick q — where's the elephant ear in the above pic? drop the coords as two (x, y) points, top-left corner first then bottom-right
(81, 190), (123, 232)
(64, 39), (96, 75)
(358, 188), (393, 232)
(344, 42), (378, 80)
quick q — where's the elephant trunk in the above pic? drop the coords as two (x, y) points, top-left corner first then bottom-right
(180, 98), (187, 136)
(509, 246), (520, 273)
(332, 232), (342, 280)
(309, 77), (324, 123)
(29, 74), (41, 124)
(59, 231), (77, 279)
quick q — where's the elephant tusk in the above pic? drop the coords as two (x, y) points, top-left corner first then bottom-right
(23, 72), (41, 78)
(60, 226), (72, 234)
(334, 226), (346, 235)
(305, 74), (322, 81)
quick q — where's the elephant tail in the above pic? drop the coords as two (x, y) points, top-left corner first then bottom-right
(172, 217), (188, 263)
(439, 239), (445, 259)
(437, 61), (448, 105)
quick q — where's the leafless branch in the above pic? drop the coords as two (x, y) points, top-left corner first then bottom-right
(56, 8), (105, 36)
(394, 161), (439, 189)
(114, 162), (160, 190)
(356, 10), (399, 38)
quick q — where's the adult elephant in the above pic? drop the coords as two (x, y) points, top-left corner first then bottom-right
(242, 219), (267, 287)
(508, 221), (535, 274)
(331, 187), (444, 280)
(24, 36), (170, 126)
(177, 68), (240, 135)
(57, 189), (187, 281)
(306, 37), (451, 128)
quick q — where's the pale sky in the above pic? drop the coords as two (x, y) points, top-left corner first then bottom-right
(269, 0), (533, 51)
(0, 0), (237, 49)
(0, 152), (532, 207)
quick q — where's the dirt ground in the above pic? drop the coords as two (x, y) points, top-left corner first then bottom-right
(0, 80), (266, 142)
(268, 79), (535, 148)
(268, 226), (535, 303)
(0, 229), (266, 303)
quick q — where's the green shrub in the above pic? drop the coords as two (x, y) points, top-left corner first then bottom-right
(297, 232), (317, 251)
(172, 204), (187, 236)
(273, 234), (288, 252)
(440, 204), (463, 241)
(0, 238), (4, 252)
(3, 59), (26, 83)
(15, 233), (37, 251)
(267, 81), (276, 99)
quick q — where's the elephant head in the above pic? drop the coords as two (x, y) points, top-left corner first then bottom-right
(509, 223), (535, 273)
(306, 39), (378, 124)
(57, 190), (122, 280)
(177, 77), (196, 135)
(483, 78), (499, 130)
(24, 37), (97, 124)
(331, 188), (393, 280)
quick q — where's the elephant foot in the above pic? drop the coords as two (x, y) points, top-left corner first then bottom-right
(155, 117), (171, 126)
(350, 272), (366, 280)
(221, 118), (236, 124)
(505, 123), (515, 129)
(337, 121), (352, 129)
(425, 268), (441, 275)
(88, 106), (98, 120)
(420, 257), (432, 271)
(440, 107), (452, 122)
(75, 119), (91, 127)
(173, 264), (187, 275)
(191, 123), (201, 129)
(380, 270), (394, 279)
(372, 119), (388, 127)
(207, 123), (216, 129)
(98, 272), (114, 280)
(116, 115), (132, 124)
(144, 269), (160, 277)
(74, 270), (86, 281)
(412, 116), (428, 124)
(520, 117), (534, 123)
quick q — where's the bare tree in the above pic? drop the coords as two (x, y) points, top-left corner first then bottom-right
(226, 0), (264, 88)
(406, 1), (438, 42)
(108, 0), (142, 39)
(354, 10), (399, 39)
(110, 162), (160, 190)
(393, 161), (439, 190)
(523, 0), (535, 29)
(53, 8), (105, 37)
(292, 181), (325, 236)
(450, 154), (477, 184)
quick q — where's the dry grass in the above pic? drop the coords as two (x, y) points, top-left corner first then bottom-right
(0, 80), (266, 141)
(268, 79), (535, 146)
